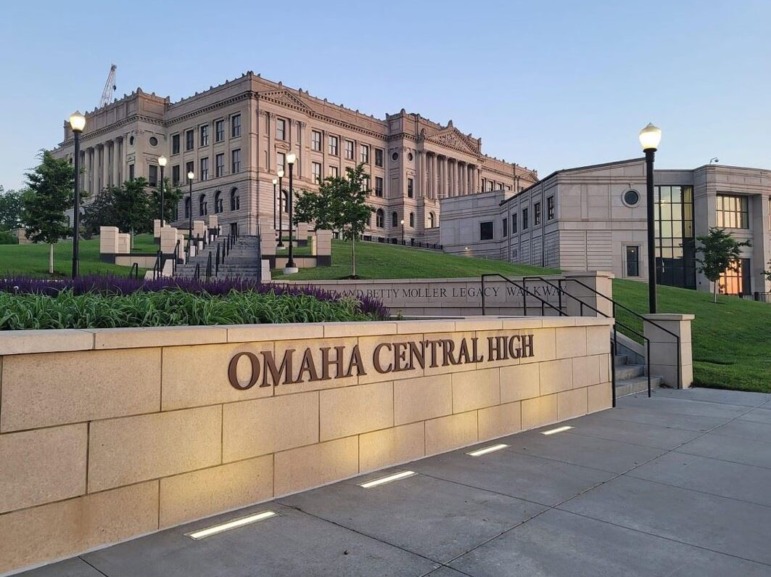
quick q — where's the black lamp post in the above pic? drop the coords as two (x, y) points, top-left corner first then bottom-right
(187, 171), (195, 258)
(400, 218), (405, 245)
(277, 169), (285, 248)
(639, 123), (662, 314)
(272, 177), (278, 232)
(69, 111), (86, 279)
(158, 155), (167, 226)
(284, 153), (298, 273)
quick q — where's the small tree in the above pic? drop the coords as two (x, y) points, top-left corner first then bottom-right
(112, 178), (153, 245)
(24, 151), (74, 273)
(0, 187), (30, 230)
(695, 227), (751, 302)
(294, 163), (374, 278)
(150, 177), (184, 225)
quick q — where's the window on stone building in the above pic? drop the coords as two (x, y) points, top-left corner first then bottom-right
(184, 197), (191, 218)
(148, 165), (158, 187)
(312, 162), (322, 183)
(199, 194), (207, 216)
(626, 246), (640, 277)
(547, 196), (555, 220)
(230, 188), (240, 211)
(214, 191), (223, 214)
(407, 178), (414, 198)
(231, 114), (241, 138)
(375, 177), (383, 197)
(480, 221), (494, 240)
(362, 176), (370, 192)
(534, 202), (541, 226)
(502, 217), (508, 238)
(329, 135), (339, 156)
(200, 157), (209, 181)
(409, 212), (414, 227)
(360, 144), (369, 164)
(172, 165), (180, 186)
(312, 130), (321, 151)
(128, 164), (135, 180)
(185, 129), (194, 151)
(277, 152), (286, 173)
(392, 211), (398, 227)
(186, 161), (194, 181)
(345, 140), (354, 160)
(522, 208), (529, 230)
(216, 154), (224, 178)
(716, 195), (749, 229)
(172, 134), (180, 155)
(428, 212), (435, 228)
(215, 120), (224, 142)
(231, 149), (241, 173)
(375, 148), (384, 167)
(512, 213), (518, 233)
(330, 166), (339, 178)
(277, 118), (286, 141)
(200, 125), (209, 147)
(718, 258), (751, 296)
(376, 209), (384, 228)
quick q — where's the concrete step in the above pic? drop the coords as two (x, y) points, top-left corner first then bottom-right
(615, 363), (645, 381)
(615, 375), (663, 398)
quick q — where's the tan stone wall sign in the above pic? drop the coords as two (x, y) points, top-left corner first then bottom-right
(0, 316), (612, 574)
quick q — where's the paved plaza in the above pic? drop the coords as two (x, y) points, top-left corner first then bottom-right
(17, 388), (771, 577)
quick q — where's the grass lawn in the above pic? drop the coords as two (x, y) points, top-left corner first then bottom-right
(0, 236), (151, 277)
(272, 239), (560, 280)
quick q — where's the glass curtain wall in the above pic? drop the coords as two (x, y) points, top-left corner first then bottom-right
(655, 185), (696, 289)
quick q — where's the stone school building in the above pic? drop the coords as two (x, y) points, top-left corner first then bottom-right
(440, 158), (771, 297)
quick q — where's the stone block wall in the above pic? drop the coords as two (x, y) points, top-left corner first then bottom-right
(0, 316), (612, 573)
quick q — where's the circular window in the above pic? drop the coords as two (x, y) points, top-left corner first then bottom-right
(623, 189), (640, 206)
(129, 136), (135, 146)
(408, 152), (414, 161)
(392, 152), (399, 161)
(149, 136), (158, 146)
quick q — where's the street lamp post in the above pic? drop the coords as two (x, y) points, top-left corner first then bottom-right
(284, 153), (298, 273)
(187, 171), (195, 258)
(639, 122), (662, 314)
(158, 155), (167, 226)
(277, 169), (285, 248)
(400, 218), (405, 245)
(69, 111), (86, 279)
(272, 178), (278, 233)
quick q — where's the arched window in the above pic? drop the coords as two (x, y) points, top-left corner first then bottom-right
(214, 191), (223, 214)
(184, 197), (191, 219)
(230, 187), (240, 211)
(376, 209), (384, 228)
(428, 212), (436, 228)
(409, 212), (414, 227)
(391, 211), (398, 227)
(199, 194), (207, 216)
(281, 190), (288, 213)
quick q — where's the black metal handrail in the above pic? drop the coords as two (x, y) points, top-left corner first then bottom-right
(538, 276), (682, 390)
(206, 252), (213, 280)
(193, 262), (200, 280)
(128, 263), (139, 279)
(152, 250), (162, 280)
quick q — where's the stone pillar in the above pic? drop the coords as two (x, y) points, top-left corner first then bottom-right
(299, 121), (307, 180)
(101, 145), (109, 192)
(563, 271), (615, 318)
(267, 113), (275, 172)
(643, 314), (694, 389)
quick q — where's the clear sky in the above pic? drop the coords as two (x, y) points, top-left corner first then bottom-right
(1, 0), (769, 191)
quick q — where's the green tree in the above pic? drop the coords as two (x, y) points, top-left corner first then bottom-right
(111, 178), (153, 244)
(81, 188), (118, 238)
(294, 163), (374, 278)
(24, 151), (74, 273)
(0, 187), (30, 230)
(695, 227), (751, 302)
(150, 177), (184, 224)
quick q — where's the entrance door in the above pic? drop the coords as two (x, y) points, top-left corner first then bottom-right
(230, 222), (238, 237)
(625, 246), (640, 277)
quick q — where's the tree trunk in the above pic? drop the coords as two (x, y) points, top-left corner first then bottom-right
(48, 243), (54, 274)
(714, 282), (718, 303)
(351, 236), (356, 278)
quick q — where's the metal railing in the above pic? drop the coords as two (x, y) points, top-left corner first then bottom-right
(128, 263), (140, 279)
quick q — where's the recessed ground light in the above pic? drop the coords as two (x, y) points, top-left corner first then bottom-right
(186, 511), (276, 540)
(542, 426), (573, 436)
(359, 471), (416, 488)
(467, 443), (509, 457)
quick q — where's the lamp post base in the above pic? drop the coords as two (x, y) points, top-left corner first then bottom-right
(282, 266), (299, 275)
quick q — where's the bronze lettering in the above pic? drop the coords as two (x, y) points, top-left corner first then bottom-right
(296, 348), (319, 382)
(373, 342), (393, 373)
(426, 339), (441, 368)
(393, 342), (408, 372)
(509, 335), (522, 359)
(487, 336), (508, 362)
(441, 339), (458, 366)
(408, 341), (425, 370)
(320, 346), (346, 380)
(472, 337), (484, 362)
(345, 344), (367, 377)
(521, 334), (534, 358)
(262, 348), (295, 386)
(228, 352), (260, 390)
(457, 338), (472, 364)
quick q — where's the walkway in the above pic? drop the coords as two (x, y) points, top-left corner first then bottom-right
(18, 388), (771, 577)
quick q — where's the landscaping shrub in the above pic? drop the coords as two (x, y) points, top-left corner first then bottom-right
(0, 276), (388, 330)
(0, 230), (18, 245)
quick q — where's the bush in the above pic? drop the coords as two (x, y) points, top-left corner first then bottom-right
(0, 276), (388, 330)
(0, 229), (18, 245)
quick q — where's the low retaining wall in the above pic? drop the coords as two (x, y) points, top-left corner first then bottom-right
(0, 316), (612, 574)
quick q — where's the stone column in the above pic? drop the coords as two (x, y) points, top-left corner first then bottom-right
(267, 113), (275, 172)
(643, 314), (694, 388)
(299, 121), (307, 180)
(563, 271), (615, 318)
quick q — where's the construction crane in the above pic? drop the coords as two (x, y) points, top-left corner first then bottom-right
(99, 64), (117, 108)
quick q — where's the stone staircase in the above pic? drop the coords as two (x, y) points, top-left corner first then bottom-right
(614, 354), (663, 397)
(175, 236), (262, 281)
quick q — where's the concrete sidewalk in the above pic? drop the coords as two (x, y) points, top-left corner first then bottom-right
(18, 388), (771, 577)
